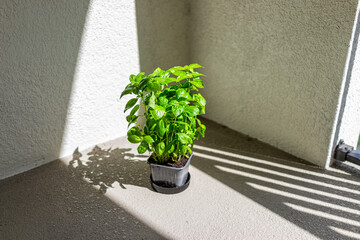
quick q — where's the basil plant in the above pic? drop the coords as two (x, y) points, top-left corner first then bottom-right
(120, 64), (206, 164)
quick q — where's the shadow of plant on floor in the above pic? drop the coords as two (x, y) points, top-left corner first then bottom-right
(69, 146), (151, 193)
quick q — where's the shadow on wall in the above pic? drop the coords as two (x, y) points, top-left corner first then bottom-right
(191, 143), (360, 239)
(69, 146), (152, 193)
(0, 0), (90, 177)
(135, 0), (191, 73)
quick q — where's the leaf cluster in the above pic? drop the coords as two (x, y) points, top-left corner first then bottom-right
(120, 64), (206, 163)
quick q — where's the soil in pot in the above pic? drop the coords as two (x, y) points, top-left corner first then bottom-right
(147, 152), (191, 168)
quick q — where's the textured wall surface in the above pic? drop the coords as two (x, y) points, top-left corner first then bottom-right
(190, 0), (358, 167)
(0, 0), (91, 179)
(57, 0), (141, 160)
(0, 0), (190, 179)
(135, 0), (190, 73)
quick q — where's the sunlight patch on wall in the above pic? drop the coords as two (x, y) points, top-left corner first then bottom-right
(59, 0), (140, 158)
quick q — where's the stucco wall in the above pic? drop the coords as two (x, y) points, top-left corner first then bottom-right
(190, 0), (358, 167)
(0, 0), (190, 179)
(135, 0), (190, 73)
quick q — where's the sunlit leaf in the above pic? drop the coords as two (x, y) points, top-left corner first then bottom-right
(177, 133), (191, 145)
(189, 63), (203, 69)
(149, 93), (156, 109)
(150, 105), (165, 120)
(172, 105), (184, 117)
(129, 74), (136, 83)
(130, 104), (139, 116)
(143, 135), (154, 144)
(135, 72), (145, 83)
(124, 98), (138, 113)
(185, 106), (199, 117)
(190, 78), (204, 88)
(158, 96), (168, 107)
(128, 134), (142, 143)
(157, 119), (166, 137)
(156, 142), (165, 155)
(120, 87), (133, 99)
(137, 142), (148, 154)
(176, 88), (187, 99)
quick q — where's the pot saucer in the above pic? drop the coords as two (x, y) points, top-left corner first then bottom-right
(150, 173), (191, 194)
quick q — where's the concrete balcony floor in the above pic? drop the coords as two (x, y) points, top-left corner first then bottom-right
(1, 118), (360, 240)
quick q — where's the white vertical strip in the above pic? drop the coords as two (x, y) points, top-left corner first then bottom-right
(327, 0), (360, 168)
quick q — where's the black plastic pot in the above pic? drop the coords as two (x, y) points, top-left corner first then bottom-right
(148, 154), (192, 194)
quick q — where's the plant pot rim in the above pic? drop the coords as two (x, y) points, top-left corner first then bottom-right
(147, 153), (193, 170)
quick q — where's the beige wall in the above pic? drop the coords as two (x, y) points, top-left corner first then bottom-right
(190, 0), (358, 167)
(135, 0), (190, 73)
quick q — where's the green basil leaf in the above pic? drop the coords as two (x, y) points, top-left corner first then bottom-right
(139, 78), (149, 90)
(129, 74), (136, 83)
(180, 144), (187, 156)
(127, 116), (138, 128)
(172, 70), (186, 77)
(167, 144), (175, 154)
(149, 93), (156, 109)
(176, 88), (187, 99)
(147, 80), (161, 92)
(186, 146), (192, 155)
(150, 105), (165, 120)
(126, 114), (135, 122)
(189, 63), (203, 70)
(120, 87), (133, 99)
(159, 71), (170, 79)
(177, 133), (191, 145)
(157, 119), (166, 137)
(195, 93), (206, 106)
(130, 104), (139, 116)
(150, 67), (163, 77)
(127, 127), (140, 136)
(169, 100), (179, 106)
(190, 78), (204, 88)
(163, 77), (177, 85)
(172, 105), (184, 117)
(135, 72), (145, 83)
(143, 135), (154, 144)
(156, 142), (165, 156)
(190, 72), (205, 78)
(196, 126), (205, 138)
(158, 96), (168, 107)
(128, 134), (142, 143)
(150, 123), (157, 131)
(167, 66), (185, 72)
(185, 106), (199, 117)
(137, 142), (148, 154)
(124, 98), (138, 113)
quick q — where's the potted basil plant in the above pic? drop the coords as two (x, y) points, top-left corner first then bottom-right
(120, 64), (206, 194)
